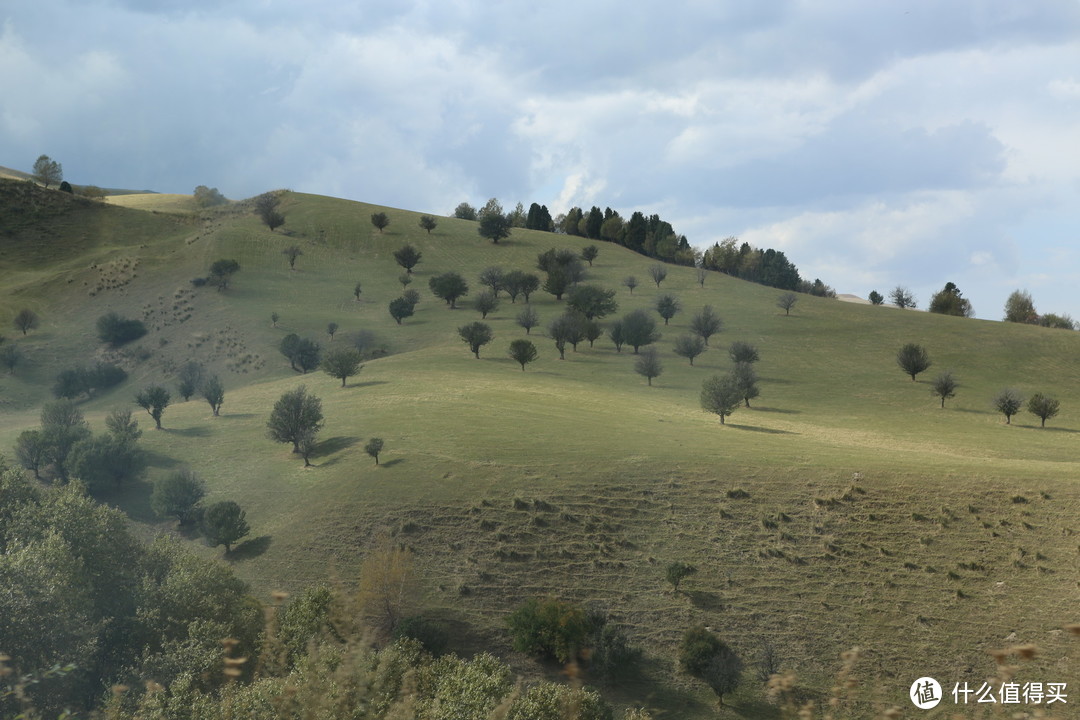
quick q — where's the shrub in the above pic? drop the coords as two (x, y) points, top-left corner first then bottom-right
(393, 615), (450, 656)
(506, 597), (591, 664)
(96, 312), (147, 346)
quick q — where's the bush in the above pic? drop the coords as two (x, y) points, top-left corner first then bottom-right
(190, 277), (208, 287)
(506, 597), (591, 664)
(52, 363), (127, 399)
(393, 615), (450, 655)
(96, 312), (147, 346)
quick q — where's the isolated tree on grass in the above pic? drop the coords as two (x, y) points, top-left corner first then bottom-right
(620, 309), (661, 354)
(176, 361), (204, 401)
(680, 626), (744, 708)
(1027, 393), (1060, 428)
(890, 286), (917, 309)
(732, 361), (760, 407)
(429, 272), (469, 308)
(666, 562), (697, 592)
(1004, 289), (1038, 324)
(353, 282), (363, 301)
(453, 202), (477, 220)
(868, 290), (884, 305)
(13, 309), (38, 335)
(322, 347), (363, 386)
(516, 304), (540, 335)
(267, 385), (324, 453)
(271, 312), (280, 327)
(282, 246), (303, 270)
(398, 274), (412, 291)
(655, 293), (681, 325)
(673, 334), (706, 366)
(896, 343), (932, 381)
(151, 469), (206, 525)
(478, 266), (505, 296)
(690, 305), (722, 346)
(634, 347), (664, 386)
(701, 373), (741, 424)
(33, 154), (63, 188)
(255, 192), (285, 231)
(203, 500), (250, 554)
(581, 245), (599, 266)
(478, 211), (512, 244)
(459, 322), (493, 358)
(201, 375), (225, 416)
(649, 264), (668, 288)
(729, 340), (759, 364)
(393, 244), (422, 273)
(388, 296), (416, 324)
(623, 276), (639, 294)
(286, 337), (321, 373)
(365, 438), (385, 465)
(135, 385), (171, 429)
(776, 292), (798, 316)
(419, 215), (437, 234)
(474, 290), (499, 319)
(508, 339), (538, 371)
(930, 371), (958, 408)
(209, 259), (241, 290)
(0, 343), (22, 374)
(696, 267), (707, 287)
(68, 433), (147, 492)
(993, 388), (1024, 425)
(567, 284), (618, 320)
(326, 322), (338, 341)
(371, 212), (390, 234)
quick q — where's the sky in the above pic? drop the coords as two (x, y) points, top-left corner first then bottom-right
(3, 0), (1080, 320)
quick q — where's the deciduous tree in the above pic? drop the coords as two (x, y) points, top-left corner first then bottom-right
(581, 245), (599, 266)
(776, 292), (798, 315)
(419, 215), (437, 234)
(364, 438), (385, 465)
(322, 347), (363, 386)
(371, 212), (390, 233)
(202, 500), (250, 553)
(459, 322), (494, 358)
(1027, 392), (1060, 427)
(896, 343), (932, 381)
(33, 154), (62, 188)
(993, 388), (1024, 424)
(623, 276), (639, 294)
(516, 305), (539, 335)
(393, 244), (422, 273)
(634, 347), (663, 385)
(666, 562), (697, 592)
(478, 205), (511, 244)
(689, 305), (722, 345)
(282, 246), (303, 269)
(135, 385), (171, 429)
(890, 286), (917, 309)
(151, 469), (206, 525)
(0, 343), (22, 374)
(209, 259), (241, 291)
(1004, 290), (1038, 323)
(474, 290), (499, 319)
(728, 341), (759, 364)
(201, 375), (225, 416)
(930, 371), (958, 408)
(620, 309), (661, 354)
(673, 334), (706, 366)
(267, 385), (324, 453)
(868, 290), (884, 305)
(429, 272), (469, 308)
(655, 293), (681, 325)
(389, 296), (416, 324)
(509, 339), (538, 371)
(701, 374), (741, 424)
(928, 282), (974, 317)
(254, 192), (285, 231)
(732, 361), (759, 407)
(478, 266), (505, 296)
(648, 264), (668, 288)
(566, 284), (618, 320)
(453, 202), (477, 220)
(13, 309), (38, 335)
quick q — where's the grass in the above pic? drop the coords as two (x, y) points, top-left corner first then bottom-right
(3, 183), (1080, 716)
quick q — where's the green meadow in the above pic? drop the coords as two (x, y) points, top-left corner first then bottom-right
(2, 185), (1079, 716)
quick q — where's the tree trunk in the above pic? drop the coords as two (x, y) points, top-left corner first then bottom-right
(341, 376), (346, 387)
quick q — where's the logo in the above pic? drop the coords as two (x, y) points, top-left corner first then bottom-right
(911, 677), (942, 709)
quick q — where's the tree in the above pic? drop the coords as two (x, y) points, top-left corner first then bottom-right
(364, 438), (385, 465)
(193, 185), (227, 207)
(267, 385), (324, 453)
(280, 334), (301, 371)
(930, 371), (958, 408)
(357, 538), (418, 634)
(566, 284), (618, 320)
(453, 202), (477, 220)
(501, 270), (527, 303)
(655, 293), (681, 325)
(518, 272), (540, 303)
(623, 276), (639, 294)
(507, 597), (592, 665)
(634, 347), (663, 386)
(620, 309), (661, 353)
(371, 212), (390, 233)
(39, 399), (90, 480)
(353, 282), (363, 301)
(776, 292), (798, 315)
(701, 374), (742, 424)
(648, 264), (668, 288)
(508, 339), (538, 371)
(282, 246), (303, 270)
(890, 286), (917, 309)
(209, 259), (241, 290)
(516, 305), (540, 335)
(673, 334), (706, 366)
(478, 266), (505, 296)
(609, 320), (625, 353)
(896, 343), (932, 382)
(729, 340), (759, 364)
(202, 501), (250, 553)
(135, 385), (171, 430)
(928, 282), (974, 317)
(13, 309), (38, 335)
(419, 215), (437, 234)
(459, 322), (494, 358)
(689, 305), (722, 346)
(15, 430), (48, 479)
(271, 311), (280, 327)
(429, 272), (469, 308)
(696, 267), (708, 287)
(680, 626), (743, 707)
(474, 290), (499, 319)
(581, 245), (599, 266)
(393, 244), (422, 274)
(548, 312), (586, 358)
(732, 361), (760, 407)
(326, 322), (338, 341)
(1039, 313), (1076, 330)
(478, 208), (512, 244)
(96, 312), (147, 346)
(151, 469), (206, 525)
(201, 375), (225, 416)
(289, 337), (321, 373)
(993, 388), (1024, 425)
(868, 290), (884, 305)
(254, 192), (285, 231)
(322, 347), (363, 386)
(666, 562), (697, 592)
(176, 361), (204, 401)
(389, 296), (416, 324)
(0, 342), (22, 374)
(1027, 393), (1060, 428)
(1004, 290), (1038, 324)
(105, 408), (141, 442)
(542, 267), (570, 301)
(69, 433), (146, 493)
(33, 154), (63, 188)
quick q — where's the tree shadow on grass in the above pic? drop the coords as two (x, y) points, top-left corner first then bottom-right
(218, 412), (258, 419)
(727, 424), (796, 435)
(167, 425), (212, 437)
(227, 535), (272, 561)
(686, 589), (727, 611)
(379, 458), (405, 468)
(97, 477), (157, 524)
(752, 406), (801, 414)
(347, 380), (389, 389)
(759, 376), (794, 384)
(144, 450), (181, 469)
(314, 436), (359, 457)
(1017, 424), (1080, 434)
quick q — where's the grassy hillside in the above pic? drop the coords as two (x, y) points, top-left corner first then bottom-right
(2, 185), (1079, 716)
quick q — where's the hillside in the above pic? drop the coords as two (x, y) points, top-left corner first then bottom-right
(2, 184), (1079, 716)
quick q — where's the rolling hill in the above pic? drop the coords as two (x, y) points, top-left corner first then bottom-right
(2, 182), (1078, 716)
